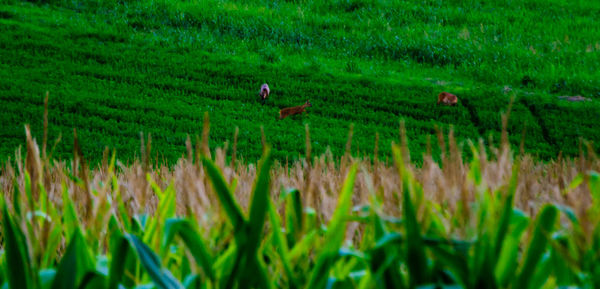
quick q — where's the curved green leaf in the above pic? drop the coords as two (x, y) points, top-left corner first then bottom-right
(2, 198), (37, 289)
(108, 234), (134, 289)
(513, 205), (558, 289)
(201, 157), (246, 233)
(51, 228), (95, 289)
(163, 219), (215, 281)
(125, 234), (184, 289)
(78, 272), (106, 289)
(393, 144), (428, 287)
(306, 162), (358, 289)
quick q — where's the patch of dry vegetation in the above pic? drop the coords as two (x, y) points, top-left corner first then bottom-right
(2, 112), (597, 236)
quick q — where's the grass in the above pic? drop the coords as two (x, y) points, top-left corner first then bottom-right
(0, 0), (599, 164)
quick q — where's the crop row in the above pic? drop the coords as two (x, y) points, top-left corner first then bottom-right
(0, 92), (460, 164)
(1, 2), (599, 164)
(520, 94), (600, 156)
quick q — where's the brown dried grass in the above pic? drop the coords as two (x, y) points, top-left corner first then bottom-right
(2, 122), (598, 229)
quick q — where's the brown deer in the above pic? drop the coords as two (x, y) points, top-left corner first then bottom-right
(279, 100), (312, 120)
(437, 92), (458, 106)
(259, 83), (270, 105)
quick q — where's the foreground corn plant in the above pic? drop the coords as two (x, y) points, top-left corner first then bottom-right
(1, 124), (600, 289)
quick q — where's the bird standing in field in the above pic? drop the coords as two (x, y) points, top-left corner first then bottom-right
(259, 83), (270, 105)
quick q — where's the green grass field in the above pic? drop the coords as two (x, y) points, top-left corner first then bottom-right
(1, 0), (599, 164)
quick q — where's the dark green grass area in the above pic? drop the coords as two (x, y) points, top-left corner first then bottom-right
(0, 0), (599, 164)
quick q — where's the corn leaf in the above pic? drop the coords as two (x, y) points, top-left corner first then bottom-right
(239, 147), (274, 288)
(62, 180), (81, 242)
(51, 228), (95, 289)
(428, 244), (468, 287)
(513, 205), (558, 289)
(182, 274), (202, 289)
(77, 272), (106, 289)
(494, 162), (519, 259)
(41, 221), (63, 269)
(108, 234), (133, 289)
(369, 232), (404, 289)
(268, 199), (298, 288)
(201, 157), (246, 235)
(2, 197), (37, 289)
(306, 162), (358, 289)
(162, 219), (215, 281)
(283, 188), (304, 248)
(528, 253), (554, 289)
(393, 144), (428, 287)
(125, 234), (184, 289)
(495, 209), (529, 287)
(289, 230), (318, 261)
(40, 269), (56, 289)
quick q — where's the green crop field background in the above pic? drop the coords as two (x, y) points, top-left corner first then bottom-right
(1, 0), (599, 164)
(3, 1), (600, 288)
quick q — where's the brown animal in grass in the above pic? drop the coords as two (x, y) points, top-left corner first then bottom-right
(437, 92), (458, 106)
(259, 83), (270, 105)
(279, 100), (312, 120)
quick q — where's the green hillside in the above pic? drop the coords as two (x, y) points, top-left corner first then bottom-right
(1, 0), (599, 163)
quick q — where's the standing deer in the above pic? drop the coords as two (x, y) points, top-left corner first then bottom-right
(259, 83), (270, 105)
(437, 92), (458, 106)
(279, 100), (312, 120)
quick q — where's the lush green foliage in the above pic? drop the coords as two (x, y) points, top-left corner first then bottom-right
(1, 0), (599, 164)
(2, 136), (600, 288)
